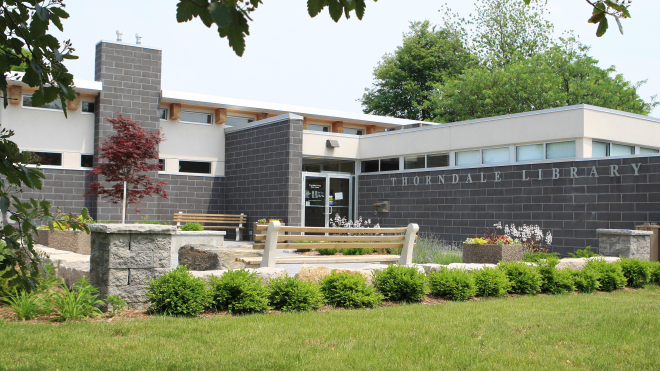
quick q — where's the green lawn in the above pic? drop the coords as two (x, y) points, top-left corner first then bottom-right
(3, 287), (660, 370)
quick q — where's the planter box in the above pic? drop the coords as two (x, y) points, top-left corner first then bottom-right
(462, 243), (523, 264)
(34, 230), (91, 255)
(171, 231), (226, 268)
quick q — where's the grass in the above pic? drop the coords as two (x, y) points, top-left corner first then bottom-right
(413, 233), (463, 265)
(2, 286), (660, 370)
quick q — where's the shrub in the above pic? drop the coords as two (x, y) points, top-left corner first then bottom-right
(428, 268), (476, 301)
(617, 258), (651, 288)
(585, 258), (627, 291)
(372, 265), (429, 302)
(146, 266), (210, 316)
(268, 276), (323, 312)
(522, 251), (560, 264)
(4, 290), (44, 320)
(535, 257), (575, 295)
(571, 269), (600, 293)
(317, 248), (338, 255)
(473, 267), (511, 298)
(52, 277), (105, 321)
(340, 248), (374, 255)
(650, 262), (660, 285)
(319, 271), (383, 309)
(498, 261), (542, 295)
(181, 222), (204, 231)
(413, 234), (462, 264)
(209, 270), (269, 314)
(568, 246), (599, 258)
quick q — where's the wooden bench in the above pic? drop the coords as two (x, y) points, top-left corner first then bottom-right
(173, 212), (247, 241)
(238, 221), (419, 268)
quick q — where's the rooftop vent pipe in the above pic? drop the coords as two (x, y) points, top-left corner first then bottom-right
(116, 30), (122, 42)
(136, 33), (142, 45)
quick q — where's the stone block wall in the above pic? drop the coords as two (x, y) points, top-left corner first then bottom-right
(358, 156), (660, 255)
(224, 117), (303, 239)
(90, 224), (174, 308)
(597, 229), (653, 260)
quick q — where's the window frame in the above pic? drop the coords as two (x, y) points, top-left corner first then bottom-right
(178, 160), (212, 174)
(81, 101), (95, 114)
(179, 110), (213, 126)
(81, 154), (94, 168)
(21, 95), (63, 112)
(25, 151), (63, 167)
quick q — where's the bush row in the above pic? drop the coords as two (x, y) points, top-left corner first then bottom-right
(147, 258), (660, 316)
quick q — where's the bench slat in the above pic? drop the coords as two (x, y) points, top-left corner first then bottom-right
(173, 219), (246, 224)
(254, 235), (416, 242)
(237, 255), (400, 265)
(254, 225), (407, 234)
(253, 243), (411, 250)
(174, 213), (247, 217)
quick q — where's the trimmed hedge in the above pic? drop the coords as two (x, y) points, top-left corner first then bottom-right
(372, 265), (428, 302)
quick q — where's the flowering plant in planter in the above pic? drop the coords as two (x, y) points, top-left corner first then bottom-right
(257, 218), (282, 224)
(465, 222), (552, 253)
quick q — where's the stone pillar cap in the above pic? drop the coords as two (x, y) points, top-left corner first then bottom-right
(89, 224), (176, 234)
(596, 229), (653, 236)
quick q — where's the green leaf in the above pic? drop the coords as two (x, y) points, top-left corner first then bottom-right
(176, 0), (196, 22)
(209, 1), (233, 28)
(49, 7), (69, 19)
(588, 11), (605, 24)
(355, 0), (366, 19)
(596, 16), (608, 37)
(0, 197), (9, 217)
(327, 0), (343, 22)
(34, 4), (50, 21)
(219, 11), (249, 57)
(30, 89), (45, 107)
(307, 0), (327, 18)
(615, 16), (623, 35)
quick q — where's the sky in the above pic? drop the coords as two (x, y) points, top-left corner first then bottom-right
(54, 0), (659, 117)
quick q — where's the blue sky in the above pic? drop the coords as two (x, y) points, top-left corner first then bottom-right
(56, 0), (659, 117)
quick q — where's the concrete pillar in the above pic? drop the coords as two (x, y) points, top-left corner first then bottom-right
(90, 224), (175, 308)
(597, 229), (653, 260)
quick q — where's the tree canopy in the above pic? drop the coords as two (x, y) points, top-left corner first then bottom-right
(425, 39), (658, 123)
(361, 21), (475, 121)
(175, 0), (633, 57)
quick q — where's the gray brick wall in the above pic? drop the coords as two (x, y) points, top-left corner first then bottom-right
(224, 118), (303, 239)
(93, 41), (163, 221)
(17, 169), (224, 225)
(358, 156), (660, 255)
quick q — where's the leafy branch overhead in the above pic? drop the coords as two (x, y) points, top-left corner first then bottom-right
(1, 1), (78, 114)
(176, 0), (631, 57)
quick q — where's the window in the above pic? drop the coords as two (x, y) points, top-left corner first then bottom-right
(159, 108), (168, 120)
(225, 115), (255, 128)
(343, 127), (364, 135)
(516, 144), (544, 161)
(610, 143), (634, 156)
(22, 95), (62, 110)
(592, 141), (609, 157)
(179, 160), (211, 174)
(180, 111), (212, 125)
(379, 158), (400, 172)
(546, 141), (576, 160)
(82, 102), (95, 113)
(456, 150), (481, 166)
(641, 147), (660, 154)
(404, 155), (425, 170)
(593, 141), (635, 157)
(482, 147), (509, 164)
(307, 124), (329, 132)
(81, 155), (94, 168)
(159, 159), (165, 171)
(427, 153), (449, 168)
(27, 152), (62, 166)
(361, 160), (379, 173)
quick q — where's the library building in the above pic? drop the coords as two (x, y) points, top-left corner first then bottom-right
(2, 38), (659, 255)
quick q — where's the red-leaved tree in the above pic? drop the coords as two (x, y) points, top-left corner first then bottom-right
(85, 115), (168, 222)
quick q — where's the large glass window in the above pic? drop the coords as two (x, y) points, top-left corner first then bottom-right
(516, 144), (544, 161)
(361, 160), (379, 173)
(404, 155), (425, 170)
(179, 161), (211, 174)
(482, 147), (509, 164)
(427, 153), (449, 168)
(379, 158), (400, 172)
(611, 143), (634, 156)
(456, 150), (481, 166)
(27, 152), (62, 166)
(22, 95), (62, 110)
(81, 155), (94, 168)
(641, 147), (660, 154)
(592, 141), (609, 157)
(306, 124), (329, 132)
(180, 111), (212, 125)
(546, 141), (576, 159)
(82, 102), (95, 113)
(303, 158), (355, 174)
(343, 127), (364, 135)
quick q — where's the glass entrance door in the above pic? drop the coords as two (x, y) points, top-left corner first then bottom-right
(303, 174), (352, 227)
